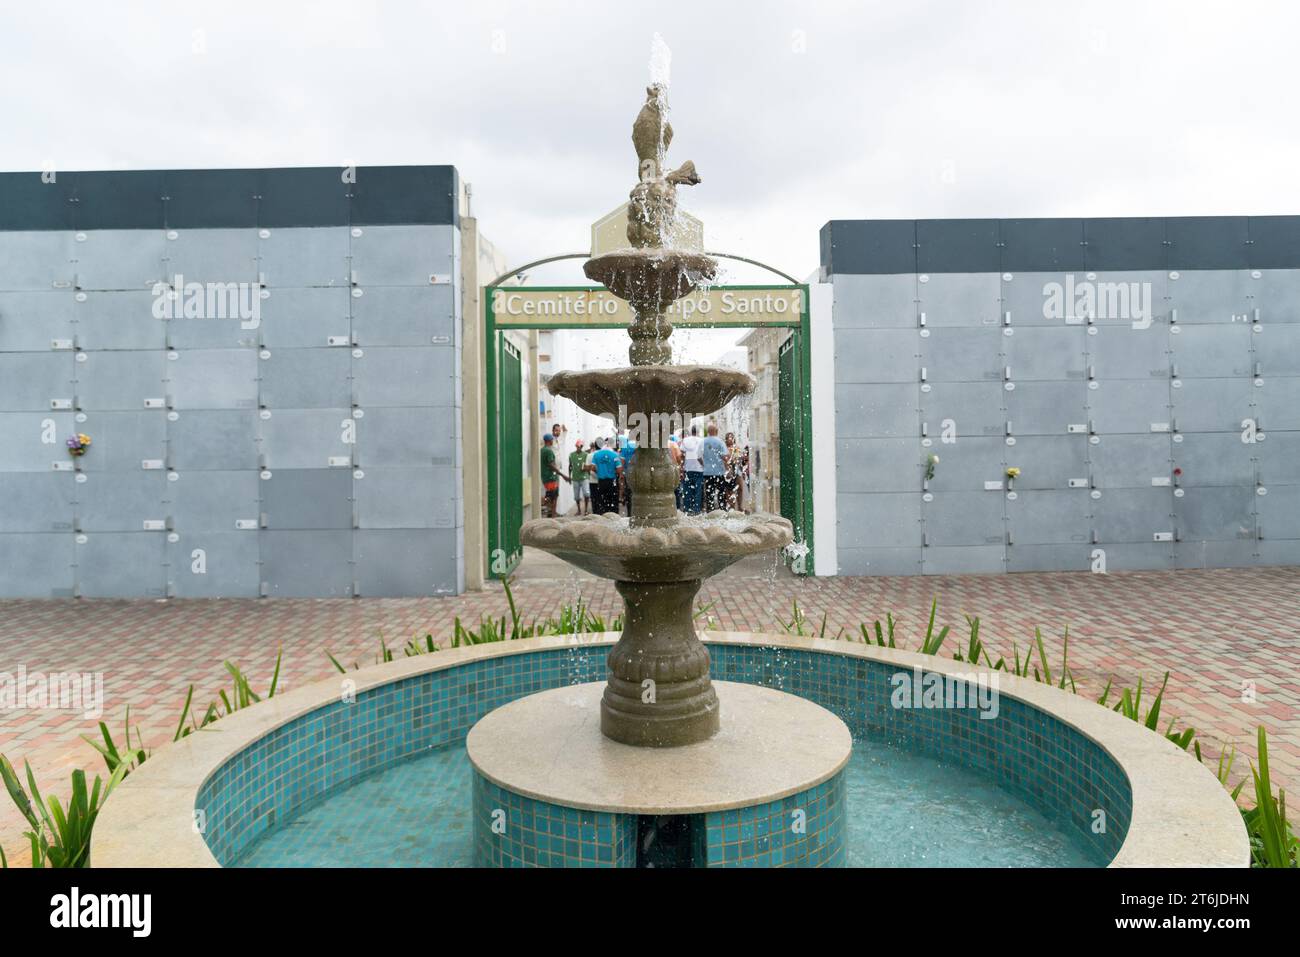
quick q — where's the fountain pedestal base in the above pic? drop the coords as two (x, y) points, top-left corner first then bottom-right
(468, 681), (851, 868)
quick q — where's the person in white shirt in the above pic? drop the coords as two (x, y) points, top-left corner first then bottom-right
(679, 425), (704, 514)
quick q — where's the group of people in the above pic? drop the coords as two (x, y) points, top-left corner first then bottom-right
(672, 423), (748, 514)
(538, 421), (749, 519)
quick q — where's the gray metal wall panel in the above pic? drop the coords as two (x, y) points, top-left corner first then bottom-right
(167, 410), (259, 470)
(1175, 540), (1258, 569)
(1171, 378), (1254, 433)
(1087, 380), (1171, 434)
(0, 473), (75, 532)
(1167, 270), (1251, 325)
(921, 545), (1005, 575)
(167, 470), (260, 532)
(922, 437), (1003, 492)
(1259, 540), (1300, 567)
(167, 349), (259, 410)
(920, 382), (1004, 438)
(1007, 544), (1090, 573)
(1092, 488), (1174, 543)
(834, 384), (917, 438)
(1174, 487), (1256, 542)
(1007, 381), (1087, 435)
(836, 493), (919, 549)
(0, 232), (74, 289)
(921, 328), (1004, 381)
(349, 225), (454, 287)
(163, 229), (259, 283)
(1259, 431), (1300, 484)
(836, 547), (922, 577)
(0, 411), (77, 471)
(1004, 436), (1087, 490)
(1257, 378), (1300, 431)
(1092, 543), (1175, 571)
(76, 292), (167, 351)
(1088, 434), (1171, 488)
(0, 353), (75, 410)
(0, 534), (75, 597)
(1087, 324), (1169, 380)
(258, 227), (350, 287)
(352, 346), (455, 407)
(260, 409), (353, 469)
(1173, 433), (1256, 487)
(1258, 326), (1300, 376)
(76, 350), (167, 410)
(259, 530), (353, 597)
(166, 532), (260, 598)
(354, 468), (459, 528)
(1253, 270), (1300, 322)
(916, 273), (1001, 327)
(76, 472), (169, 532)
(74, 412), (167, 472)
(1003, 327), (1086, 380)
(831, 274), (917, 329)
(834, 438), (919, 494)
(261, 469), (353, 529)
(76, 533), (166, 598)
(259, 287), (350, 348)
(73, 230), (166, 290)
(351, 286), (455, 347)
(835, 329), (917, 384)
(1171, 323), (1252, 377)
(260, 348), (352, 409)
(922, 491), (1004, 547)
(355, 529), (459, 597)
(1006, 490), (1091, 545)
(0, 291), (74, 351)
(1257, 484), (1300, 539)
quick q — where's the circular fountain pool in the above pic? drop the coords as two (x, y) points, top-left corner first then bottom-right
(90, 632), (1248, 869)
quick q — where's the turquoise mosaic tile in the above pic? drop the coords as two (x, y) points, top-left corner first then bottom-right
(703, 771), (845, 867)
(204, 641), (1130, 867)
(472, 772), (637, 867)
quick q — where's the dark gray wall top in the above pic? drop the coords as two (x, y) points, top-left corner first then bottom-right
(821, 215), (1300, 274)
(0, 165), (459, 231)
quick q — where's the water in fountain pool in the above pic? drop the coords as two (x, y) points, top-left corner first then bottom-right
(233, 737), (1104, 868)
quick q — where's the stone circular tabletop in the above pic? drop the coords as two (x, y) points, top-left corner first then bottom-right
(466, 680), (853, 815)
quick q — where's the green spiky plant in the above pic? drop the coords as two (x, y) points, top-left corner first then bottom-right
(1, 755), (126, 868)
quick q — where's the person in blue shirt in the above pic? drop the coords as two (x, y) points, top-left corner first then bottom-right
(699, 423), (728, 512)
(589, 438), (622, 515)
(618, 435), (637, 516)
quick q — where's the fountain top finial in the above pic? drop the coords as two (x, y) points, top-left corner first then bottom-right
(625, 85), (702, 251)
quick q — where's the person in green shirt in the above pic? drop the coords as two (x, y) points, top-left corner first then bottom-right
(568, 440), (592, 515)
(539, 433), (569, 517)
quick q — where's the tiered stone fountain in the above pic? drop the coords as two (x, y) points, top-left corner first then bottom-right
(467, 84), (851, 867)
(518, 83), (794, 747)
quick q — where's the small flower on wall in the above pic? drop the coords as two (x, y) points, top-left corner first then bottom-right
(1005, 467), (1020, 480)
(66, 433), (92, 457)
(925, 453), (939, 481)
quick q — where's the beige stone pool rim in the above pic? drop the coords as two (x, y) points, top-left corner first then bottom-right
(89, 631), (1250, 868)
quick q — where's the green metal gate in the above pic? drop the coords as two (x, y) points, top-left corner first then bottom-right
(778, 333), (812, 570)
(488, 336), (524, 577)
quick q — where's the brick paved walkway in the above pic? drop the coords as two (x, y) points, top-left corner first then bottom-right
(2, 564), (1297, 865)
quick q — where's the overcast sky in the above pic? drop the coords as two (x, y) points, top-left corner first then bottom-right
(6, 0), (1300, 290)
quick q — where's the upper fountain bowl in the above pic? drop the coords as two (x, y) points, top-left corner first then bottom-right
(585, 248), (717, 310)
(546, 364), (754, 419)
